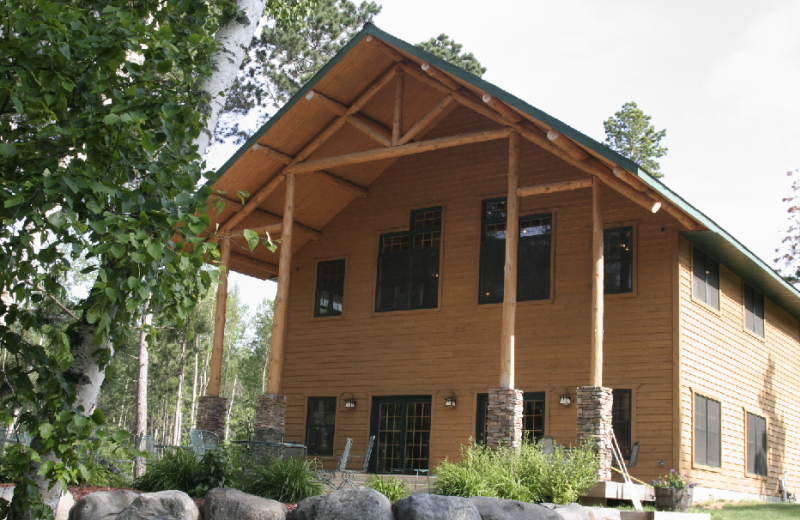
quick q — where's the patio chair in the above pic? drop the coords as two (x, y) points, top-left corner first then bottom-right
(627, 442), (640, 468)
(340, 435), (376, 488)
(189, 430), (219, 456)
(314, 437), (353, 489)
(540, 435), (556, 455)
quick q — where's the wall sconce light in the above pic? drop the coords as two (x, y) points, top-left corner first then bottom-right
(344, 394), (356, 409)
(559, 389), (572, 407)
(444, 392), (457, 408)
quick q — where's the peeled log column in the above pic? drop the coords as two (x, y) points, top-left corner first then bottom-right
(207, 236), (230, 396)
(591, 178), (604, 387)
(265, 173), (296, 395)
(500, 132), (520, 390)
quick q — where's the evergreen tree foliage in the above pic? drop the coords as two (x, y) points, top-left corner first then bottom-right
(415, 34), (487, 78)
(216, 0), (382, 143)
(603, 101), (668, 178)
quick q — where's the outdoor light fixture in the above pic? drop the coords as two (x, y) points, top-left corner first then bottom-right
(559, 390), (572, 407)
(444, 392), (457, 408)
(344, 394), (356, 409)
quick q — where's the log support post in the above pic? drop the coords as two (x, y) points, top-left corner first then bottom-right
(257, 172), (296, 432)
(487, 132), (524, 451)
(197, 236), (230, 440)
(576, 178), (613, 481)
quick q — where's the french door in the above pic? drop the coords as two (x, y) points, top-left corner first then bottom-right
(369, 395), (431, 473)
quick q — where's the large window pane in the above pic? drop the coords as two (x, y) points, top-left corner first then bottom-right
(605, 227), (633, 294)
(693, 246), (720, 310)
(314, 260), (345, 317)
(410, 250), (440, 309)
(695, 394), (721, 467)
(306, 397), (336, 456)
(479, 240), (505, 304)
(612, 389), (632, 459)
(747, 412), (767, 476)
(744, 284), (765, 337)
(377, 254), (409, 312)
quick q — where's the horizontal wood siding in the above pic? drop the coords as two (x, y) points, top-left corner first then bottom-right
(281, 107), (679, 480)
(679, 237), (800, 496)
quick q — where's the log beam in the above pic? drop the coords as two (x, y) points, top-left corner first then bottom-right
(252, 144), (292, 165)
(591, 178), (604, 387)
(393, 70), (404, 145)
(229, 252), (279, 278)
(398, 95), (456, 146)
(218, 175), (285, 233)
(207, 237), (230, 396)
(483, 93), (522, 123)
(266, 173), (296, 395)
(288, 127), (511, 174)
(312, 170), (369, 198)
(500, 132), (520, 390)
(305, 90), (346, 116)
(346, 114), (392, 147)
(546, 130), (589, 161)
(212, 197), (322, 241)
(224, 223), (283, 237)
(517, 178), (593, 198)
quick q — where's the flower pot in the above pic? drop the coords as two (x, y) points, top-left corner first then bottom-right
(654, 487), (693, 512)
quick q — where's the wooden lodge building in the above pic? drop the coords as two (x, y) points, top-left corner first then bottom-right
(196, 24), (800, 501)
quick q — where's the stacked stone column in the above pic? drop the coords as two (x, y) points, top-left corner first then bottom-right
(196, 396), (227, 441)
(576, 386), (613, 481)
(254, 394), (287, 433)
(486, 388), (524, 450)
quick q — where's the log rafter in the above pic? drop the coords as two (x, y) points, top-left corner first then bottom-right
(212, 196), (321, 241)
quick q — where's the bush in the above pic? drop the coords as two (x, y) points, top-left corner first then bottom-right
(364, 475), (411, 502)
(133, 447), (238, 498)
(241, 456), (324, 503)
(433, 440), (599, 505)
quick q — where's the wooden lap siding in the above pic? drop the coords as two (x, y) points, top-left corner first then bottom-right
(679, 238), (800, 496)
(281, 107), (678, 480)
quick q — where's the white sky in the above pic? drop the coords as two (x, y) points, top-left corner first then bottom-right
(217, 0), (800, 309)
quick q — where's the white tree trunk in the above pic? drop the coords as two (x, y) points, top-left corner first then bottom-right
(225, 375), (237, 440)
(189, 351), (198, 429)
(172, 338), (187, 445)
(194, 0), (270, 157)
(134, 299), (152, 479)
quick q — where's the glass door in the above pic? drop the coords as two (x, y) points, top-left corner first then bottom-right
(369, 396), (431, 473)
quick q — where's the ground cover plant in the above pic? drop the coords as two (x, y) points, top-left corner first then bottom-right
(240, 456), (323, 503)
(701, 500), (800, 520)
(364, 475), (411, 502)
(433, 440), (599, 505)
(133, 446), (238, 498)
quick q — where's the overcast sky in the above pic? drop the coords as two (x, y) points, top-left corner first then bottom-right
(217, 0), (800, 308)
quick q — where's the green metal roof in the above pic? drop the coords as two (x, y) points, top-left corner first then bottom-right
(215, 23), (800, 322)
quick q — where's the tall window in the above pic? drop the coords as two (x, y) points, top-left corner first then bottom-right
(612, 389), (633, 459)
(376, 207), (441, 312)
(479, 198), (552, 304)
(605, 227), (633, 294)
(695, 394), (721, 467)
(744, 284), (765, 337)
(693, 246), (720, 310)
(746, 412), (767, 476)
(314, 260), (345, 317)
(306, 397), (336, 456)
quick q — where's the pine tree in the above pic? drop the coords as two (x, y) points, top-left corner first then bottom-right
(415, 34), (486, 78)
(603, 101), (668, 178)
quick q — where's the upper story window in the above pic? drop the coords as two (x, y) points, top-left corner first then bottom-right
(479, 198), (552, 304)
(693, 246), (720, 310)
(604, 227), (633, 294)
(695, 393), (721, 467)
(744, 284), (765, 337)
(314, 260), (345, 317)
(375, 207), (441, 312)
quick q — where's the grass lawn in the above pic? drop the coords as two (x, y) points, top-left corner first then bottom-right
(701, 501), (800, 520)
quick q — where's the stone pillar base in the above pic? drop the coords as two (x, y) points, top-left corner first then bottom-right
(254, 394), (287, 433)
(577, 386), (613, 481)
(486, 388), (524, 450)
(196, 396), (228, 442)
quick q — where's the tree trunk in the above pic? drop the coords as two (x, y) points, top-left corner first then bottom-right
(190, 350), (198, 430)
(225, 375), (237, 440)
(134, 298), (152, 479)
(172, 337), (187, 445)
(201, 348), (210, 395)
(261, 342), (270, 394)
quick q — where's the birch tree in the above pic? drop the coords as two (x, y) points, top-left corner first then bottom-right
(0, 0), (312, 517)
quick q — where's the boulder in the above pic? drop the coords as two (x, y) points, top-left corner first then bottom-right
(469, 496), (561, 520)
(55, 491), (75, 520)
(204, 488), (286, 520)
(551, 503), (590, 520)
(395, 494), (481, 520)
(116, 490), (200, 520)
(69, 490), (138, 520)
(293, 487), (392, 520)
(584, 508), (620, 520)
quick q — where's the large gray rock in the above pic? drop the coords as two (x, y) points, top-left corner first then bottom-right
(469, 496), (561, 520)
(116, 490), (200, 520)
(395, 494), (481, 520)
(69, 490), (138, 520)
(204, 488), (286, 520)
(584, 508), (620, 520)
(55, 491), (75, 520)
(541, 503), (590, 520)
(293, 487), (392, 520)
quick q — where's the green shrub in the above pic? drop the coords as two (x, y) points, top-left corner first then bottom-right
(241, 456), (324, 503)
(433, 440), (599, 505)
(364, 475), (411, 502)
(133, 447), (238, 498)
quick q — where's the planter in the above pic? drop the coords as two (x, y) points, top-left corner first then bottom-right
(654, 487), (693, 512)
